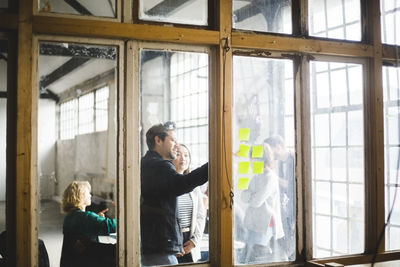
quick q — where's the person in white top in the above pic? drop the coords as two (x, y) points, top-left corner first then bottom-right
(173, 144), (207, 263)
(241, 143), (284, 263)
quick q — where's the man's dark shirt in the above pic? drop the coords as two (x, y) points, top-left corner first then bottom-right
(140, 150), (208, 254)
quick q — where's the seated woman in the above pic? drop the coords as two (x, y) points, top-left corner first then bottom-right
(60, 181), (116, 267)
(172, 144), (207, 263)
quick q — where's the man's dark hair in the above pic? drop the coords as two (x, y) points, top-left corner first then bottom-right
(146, 121), (176, 150)
(264, 135), (284, 148)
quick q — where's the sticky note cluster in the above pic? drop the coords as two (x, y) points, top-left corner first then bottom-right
(236, 128), (265, 190)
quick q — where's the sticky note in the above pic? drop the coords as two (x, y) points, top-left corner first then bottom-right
(238, 128), (250, 141)
(252, 161), (264, 174)
(252, 145), (263, 158)
(237, 178), (250, 190)
(238, 161), (250, 174)
(237, 144), (250, 157)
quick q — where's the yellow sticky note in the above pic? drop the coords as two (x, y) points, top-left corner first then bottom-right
(238, 128), (250, 141)
(252, 145), (264, 158)
(237, 178), (250, 190)
(238, 161), (250, 174)
(237, 144), (250, 157)
(252, 161), (264, 174)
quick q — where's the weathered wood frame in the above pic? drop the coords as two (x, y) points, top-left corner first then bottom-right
(1, 0), (399, 266)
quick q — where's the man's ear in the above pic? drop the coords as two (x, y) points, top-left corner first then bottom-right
(154, 136), (161, 146)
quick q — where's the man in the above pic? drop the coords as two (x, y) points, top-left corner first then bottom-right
(264, 136), (295, 260)
(140, 122), (208, 266)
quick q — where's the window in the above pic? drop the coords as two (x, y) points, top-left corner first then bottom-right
(59, 86), (109, 139)
(139, 0), (208, 26)
(59, 99), (77, 140)
(233, 55), (295, 264)
(310, 61), (364, 257)
(0, 38), (7, 238)
(381, 0), (400, 45)
(309, 0), (361, 41)
(383, 65), (400, 251)
(170, 52), (209, 169)
(232, 0), (292, 34)
(38, 0), (116, 18)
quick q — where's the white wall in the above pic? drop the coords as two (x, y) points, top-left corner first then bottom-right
(38, 99), (57, 200)
(0, 57), (7, 201)
(0, 99), (6, 201)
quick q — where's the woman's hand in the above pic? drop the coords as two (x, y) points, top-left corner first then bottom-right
(182, 240), (195, 254)
(97, 208), (109, 217)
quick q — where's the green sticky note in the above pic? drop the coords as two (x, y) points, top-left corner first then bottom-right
(238, 128), (250, 141)
(252, 161), (264, 174)
(238, 161), (250, 174)
(237, 178), (250, 190)
(237, 144), (250, 157)
(252, 145), (264, 158)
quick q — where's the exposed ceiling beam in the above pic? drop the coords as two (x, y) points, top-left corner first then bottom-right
(107, 0), (115, 17)
(40, 43), (117, 60)
(0, 91), (7, 98)
(39, 57), (90, 92)
(40, 89), (60, 102)
(64, 0), (92, 15)
(145, 0), (190, 16)
(0, 53), (7, 62)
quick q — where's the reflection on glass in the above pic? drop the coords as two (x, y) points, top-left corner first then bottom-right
(311, 61), (364, 257)
(232, 0), (292, 34)
(139, 0), (207, 26)
(383, 66), (400, 250)
(139, 49), (209, 266)
(309, 0), (361, 41)
(0, 39), (7, 263)
(233, 56), (295, 264)
(381, 0), (400, 45)
(38, 41), (118, 267)
(39, 0), (116, 18)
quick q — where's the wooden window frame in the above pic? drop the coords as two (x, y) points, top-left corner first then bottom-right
(1, 0), (399, 266)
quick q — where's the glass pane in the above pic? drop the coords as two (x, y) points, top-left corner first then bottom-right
(0, 39), (7, 259)
(233, 56), (295, 264)
(309, 0), (361, 41)
(383, 66), (400, 250)
(39, 0), (116, 18)
(381, 0), (400, 45)
(139, 49), (209, 266)
(233, 0), (292, 34)
(38, 41), (118, 267)
(139, 0), (207, 26)
(311, 60), (364, 257)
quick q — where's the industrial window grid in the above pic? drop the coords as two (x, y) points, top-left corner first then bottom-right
(169, 52), (209, 169)
(59, 86), (109, 140)
(310, 61), (365, 257)
(381, 0), (400, 45)
(309, 0), (361, 41)
(383, 65), (400, 251)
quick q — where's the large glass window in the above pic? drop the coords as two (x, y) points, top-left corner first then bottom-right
(381, 0), (400, 45)
(38, 41), (118, 267)
(383, 65), (400, 251)
(233, 55), (295, 264)
(139, 49), (209, 266)
(309, 0), (361, 41)
(310, 60), (364, 257)
(139, 0), (207, 26)
(232, 0), (292, 34)
(0, 38), (7, 253)
(39, 0), (116, 18)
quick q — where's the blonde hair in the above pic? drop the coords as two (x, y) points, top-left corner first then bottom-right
(61, 181), (91, 213)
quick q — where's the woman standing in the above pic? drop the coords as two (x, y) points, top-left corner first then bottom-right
(60, 181), (116, 267)
(173, 144), (207, 263)
(241, 143), (284, 263)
